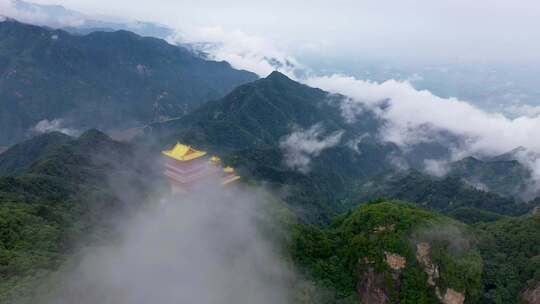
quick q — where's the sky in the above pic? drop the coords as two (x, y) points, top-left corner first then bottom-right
(21, 0), (540, 64)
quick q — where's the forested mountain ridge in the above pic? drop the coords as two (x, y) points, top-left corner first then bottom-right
(144, 71), (400, 222)
(0, 130), (160, 302)
(1, 131), (538, 304)
(291, 200), (540, 303)
(0, 132), (71, 176)
(146, 71), (378, 149)
(0, 19), (257, 145)
(357, 170), (538, 221)
(292, 201), (484, 303)
(448, 156), (533, 199)
(144, 71), (539, 223)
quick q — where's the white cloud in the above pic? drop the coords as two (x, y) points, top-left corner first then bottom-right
(169, 26), (301, 78)
(304, 74), (540, 190)
(280, 124), (344, 173)
(423, 159), (450, 177)
(346, 134), (369, 153)
(335, 96), (366, 124)
(32, 119), (78, 136)
(306, 74), (540, 156)
(504, 104), (540, 118)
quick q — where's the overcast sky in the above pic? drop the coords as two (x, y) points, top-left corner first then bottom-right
(25, 0), (540, 64)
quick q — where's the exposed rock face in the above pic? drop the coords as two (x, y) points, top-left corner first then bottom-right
(374, 224), (395, 233)
(442, 288), (465, 304)
(384, 252), (406, 271)
(357, 267), (391, 304)
(416, 242), (439, 286)
(523, 282), (540, 304)
(415, 242), (465, 304)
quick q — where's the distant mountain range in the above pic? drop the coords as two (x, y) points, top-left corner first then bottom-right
(5, 0), (174, 38)
(145, 71), (538, 222)
(0, 19), (257, 145)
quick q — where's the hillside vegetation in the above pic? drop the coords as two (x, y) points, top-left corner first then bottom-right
(0, 130), (158, 302)
(146, 71), (538, 224)
(0, 19), (257, 145)
(292, 201), (483, 303)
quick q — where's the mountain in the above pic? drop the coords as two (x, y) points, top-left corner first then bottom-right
(292, 201), (483, 303)
(476, 212), (540, 303)
(145, 71), (538, 222)
(145, 71), (399, 222)
(147, 71), (375, 149)
(5, 0), (175, 39)
(0, 129), (159, 302)
(0, 132), (71, 176)
(292, 200), (540, 304)
(0, 19), (258, 145)
(448, 156), (533, 199)
(357, 170), (537, 220)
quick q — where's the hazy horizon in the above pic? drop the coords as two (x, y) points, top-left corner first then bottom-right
(2, 0), (539, 65)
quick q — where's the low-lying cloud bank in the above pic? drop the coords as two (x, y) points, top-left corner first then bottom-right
(306, 75), (540, 179)
(36, 181), (297, 304)
(169, 26), (301, 78)
(306, 75), (540, 157)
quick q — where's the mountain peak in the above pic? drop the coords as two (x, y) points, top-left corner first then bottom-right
(266, 71), (292, 82)
(78, 129), (111, 142)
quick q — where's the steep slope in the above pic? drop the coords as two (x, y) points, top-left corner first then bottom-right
(357, 170), (536, 219)
(148, 71), (377, 149)
(0, 19), (257, 145)
(0, 132), (71, 176)
(448, 156), (532, 199)
(146, 71), (396, 222)
(476, 213), (540, 303)
(0, 130), (159, 302)
(292, 201), (483, 303)
(145, 71), (539, 222)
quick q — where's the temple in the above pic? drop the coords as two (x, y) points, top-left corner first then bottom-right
(162, 142), (240, 190)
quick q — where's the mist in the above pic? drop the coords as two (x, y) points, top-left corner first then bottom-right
(31, 119), (79, 136)
(27, 176), (298, 304)
(280, 124), (344, 173)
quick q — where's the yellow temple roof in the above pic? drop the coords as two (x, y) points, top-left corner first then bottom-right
(223, 166), (235, 173)
(210, 156), (222, 164)
(162, 142), (206, 161)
